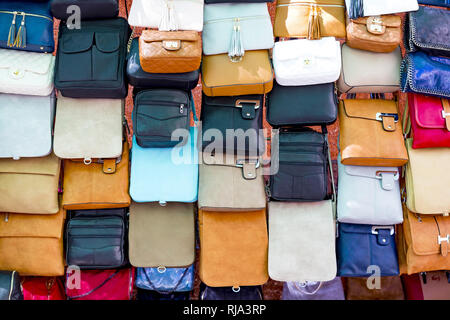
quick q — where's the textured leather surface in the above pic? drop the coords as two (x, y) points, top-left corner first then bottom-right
(51, 0), (119, 20)
(199, 283), (263, 300)
(345, 277), (404, 300)
(136, 266), (194, 293)
(282, 278), (345, 300)
(0, 271), (23, 300)
(418, 0), (450, 6)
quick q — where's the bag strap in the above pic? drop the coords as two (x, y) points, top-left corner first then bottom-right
(293, 281), (324, 295)
(140, 267), (191, 295)
(66, 270), (120, 300)
(402, 99), (411, 138)
(323, 126), (337, 218)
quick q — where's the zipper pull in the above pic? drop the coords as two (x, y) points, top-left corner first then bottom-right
(421, 272), (427, 284)
(7, 11), (17, 47)
(179, 104), (184, 114)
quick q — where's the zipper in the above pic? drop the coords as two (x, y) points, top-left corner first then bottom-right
(204, 15), (268, 24)
(276, 3), (345, 8)
(0, 10), (53, 21)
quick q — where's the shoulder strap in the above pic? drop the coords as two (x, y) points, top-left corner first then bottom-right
(322, 126), (337, 218)
(66, 270), (120, 300)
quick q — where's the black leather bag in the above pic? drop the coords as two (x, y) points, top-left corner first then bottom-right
(51, 0), (119, 20)
(0, 271), (23, 300)
(137, 289), (190, 301)
(133, 89), (192, 148)
(269, 128), (329, 202)
(201, 94), (265, 156)
(127, 38), (200, 91)
(54, 18), (130, 99)
(65, 208), (128, 269)
(199, 283), (263, 300)
(266, 82), (338, 127)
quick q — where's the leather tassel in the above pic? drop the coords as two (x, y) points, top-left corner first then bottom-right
(13, 13), (26, 48)
(7, 12), (17, 48)
(228, 18), (244, 62)
(307, 5), (321, 40)
(349, 0), (364, 19)
(159, 0), (178, 31)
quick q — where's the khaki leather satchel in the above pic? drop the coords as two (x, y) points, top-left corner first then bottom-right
(344, 276), (405, 300)
(62, 142), (130, 210)
(139, 30), (202, 74)
(339, 99), (408, 167)
(199, 209), (268, 288)
(0, 154), (60, 214)
(0, 207), (65, 276)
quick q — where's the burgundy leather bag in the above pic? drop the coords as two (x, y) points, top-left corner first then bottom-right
(402, 271), (450, 300)
(22, 277), (66, 300)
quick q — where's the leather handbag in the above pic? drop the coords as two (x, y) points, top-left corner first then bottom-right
(199, 283), (263, 300)
(339, 99), (408, 167)
(62, 142), (131, 210)
(0, 154), (60, 214)
(54, 18), (130, 99)
(405, 138), (450, 216)
(51, 0), (119, 20)
(22, 277), (65, 300)
(337, 223), (399, 277)
(0, 207), (65, 276)
(344, 276), (405, 300)
(346, 15), (401, 53)
(405, 6), (450, 58)
(0, 0), (54, 53)
(129, 128), (198, 204)
(266, 82), (337, 127)
(137, 289), (190, 300)
(135, 266), (195, 293)
(269, 201), (337, 282)
(139, 30), (201, 74)
(129, 202), (195, 268)
(202, 3), (274, 60)
(132, 89), (191, 148)
(128, 0), (204, 31)
(282, 278), (345, 300)
(126, 38), (199, 91)
(201, 50), (273, 96)
(66, 208), (128, 269)
(198, 209), (269, 288)
(54, 96), (123, 160)
(198, 153), (266, 211)
(273, 38), (341, 86)
(66, 268), (135, 300)
(418, 0), (450, 6)
(0, 93), (55, 160)
(274, 0), (346, 39)
(403, 271), (450, 300)
(337, 154), (403, 225)
(201, 94), (265, 155)
(337, 44), (401, 94)
(408, 94), (450, 149)
(0, 271), (23, 300)
(401, 52), (450, 99)
(0, 49), (54, 96)
(346, 0), (419, 19)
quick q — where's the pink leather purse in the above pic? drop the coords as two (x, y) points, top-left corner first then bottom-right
(22, 277), (65, 300)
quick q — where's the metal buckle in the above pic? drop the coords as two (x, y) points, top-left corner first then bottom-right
(162, 40), (181, 51)
(367, 16), (385, 35)
(442, 110), (450, 119)
(157, 266), (167, 273)
(232, 286), (241, 293)
(235, 99), (260, 109)
(375, 171), (399, 180)
(438, 235), (450, 245)
(97, 156), (122, 165)
(376, 113), (399, 122)
(371, 226), (394, 235)
(235, 158), (260, 169)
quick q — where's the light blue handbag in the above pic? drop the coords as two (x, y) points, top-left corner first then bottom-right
(136, 266), (195, 294)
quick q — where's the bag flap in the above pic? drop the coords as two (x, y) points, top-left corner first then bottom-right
(136, 104), (189, 121)
(203, 95), (262, 108)
(344, 164), (399, 179)
(339, 223), (373, 235)
(94, 32), (120, 53)
(351, 15), (401, 28)
(277, 0), (344, 6)
(342, 99), (398, 121)
(0, 153), (60, 176)
(60, 32), (94, 53)
(412, 95), (449, 130)
(274, 38), (339, 61)
(410, 6), (450, 51)
(0, 50), (54, 75)
(136, 89), (190, 105)
(140, 30), (199, 43)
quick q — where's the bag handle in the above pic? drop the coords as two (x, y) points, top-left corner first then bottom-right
(293, 281), (323, 295)
(140, 267), (191, 295)
(66, 270), (120, 300)
(323, 125), (337, 218)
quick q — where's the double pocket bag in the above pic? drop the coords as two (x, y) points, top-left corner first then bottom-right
(51, 0), (119, 20)
(136, 266), (195, 293)
(0, 271), (23, 300)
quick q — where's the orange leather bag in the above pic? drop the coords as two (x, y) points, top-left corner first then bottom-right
(139, 30), (202, 74)
(198, 209), (269, 288)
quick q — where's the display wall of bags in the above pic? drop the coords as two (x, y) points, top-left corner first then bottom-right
(0, 271), (23, 300)
(51, 0), (119, 20)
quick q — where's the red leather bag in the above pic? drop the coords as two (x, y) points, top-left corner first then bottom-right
(22, 277), (65, 300)
(408, 93), (450, 149)
(65, 268), (135, 300)
(402, 271), (450, 300)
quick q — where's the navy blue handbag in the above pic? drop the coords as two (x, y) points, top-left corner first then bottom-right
(135, 266), (195, 294)
(136, 289), (190, 301)
(418, 0), (450, 7)
(0, 0), (54, 53)
(337, 224), (399, 277)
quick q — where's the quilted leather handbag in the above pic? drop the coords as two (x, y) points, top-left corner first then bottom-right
(51, 0), (119, 20)
(337, 154), (403, 225)
(266, 82), (338, 127)
(401, 52), (450, 99)
(202, 3), (274, 61)
(337, 44), (401, 94)
(62, 142), (131, 210)
(54, 18), (130, 99)
(66, 268), (135, 300)
(405, 6), (450, 58)
(22, 277), (65, 300)
(0, 49), (54, 96)
(199, 284), (263, 300)
(66, 208), (128, 269)
(201, 50), (273, 96)
(135, 266), (194, 293)
(54, 96), (123, 160)
(282, 278), (345, 300)
(337, 223), (399, 277)
(129, 202), (195, 268)
(129, 128), (198, 204)
(268, 201), (337, 282)
(0, 271), (23, 300)
(126, 38), (199, 91)
(403, 271), (450, 300)
(0, 208), (65, 276)
(273, 38), (341, 86)
(346, 15), (401, 53)
(198, 209), (269, 288)
(0, 0), (54, 53)
(139, 30), (201, 74)
(345, 276), (404, 300)
(345, 0), (419, 19)
(201, 94), (264, 155)
(128, 0), (204, 31)
(339, 99), (408, 167)
(418, 0), (450, 6)
(274, 0), (346, 39)
(0, 154), (60, 214)
(0, 93), (55, 160)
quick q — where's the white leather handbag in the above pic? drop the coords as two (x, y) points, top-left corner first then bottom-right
(345, 0), (419, 18)
(337, 155), (403, 225)
(273, 37), (341, 86)
(0, 93), (55, 159)
(0, 49), (55, 96)
(128, 0), (204, 31)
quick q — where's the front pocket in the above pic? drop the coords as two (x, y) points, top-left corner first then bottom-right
(92, 32), (120, 81)
(58, 32), (94, 81)
(68, 236), (124, 267)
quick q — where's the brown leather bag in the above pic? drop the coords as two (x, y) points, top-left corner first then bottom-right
(346, 15), (402, 53)
(345, 276), (405, 300)
(139, 30), (202, 74)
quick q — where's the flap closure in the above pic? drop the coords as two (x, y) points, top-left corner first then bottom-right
(443, 99), (450, 131)
(372, 227), (393, 246)
(60, 32), (94, 53)
(351, 15), (401, 31)
(203, 96), (261, 120)
(95, 32), (120, 53)
(103, 159), (116, 174)
(340, 223), (394, 238)
(0, 153), (59, 176)
(342, 99), (399, 131)
(0, 50), (53, 76)
(202, 152), (260, 180)
(236, 99), (260, 120)
(378, 171), (398, 191)
(412, 95), (450, 131)
(141, 30), (199, 43)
